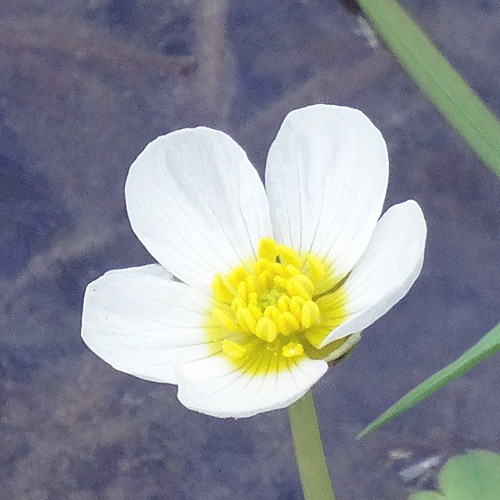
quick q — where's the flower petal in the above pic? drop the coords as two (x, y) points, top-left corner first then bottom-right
(176, 355), (327, 418)
(319, 200), (426, 347)
(81, 264), (212, 383)
(125, 128), (272, 291)
(265, 104), (388, 282)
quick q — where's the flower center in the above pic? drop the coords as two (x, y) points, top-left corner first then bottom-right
(208, 237), (347, 372)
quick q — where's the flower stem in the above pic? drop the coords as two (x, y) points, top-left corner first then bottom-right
(288, 390), (336, 500)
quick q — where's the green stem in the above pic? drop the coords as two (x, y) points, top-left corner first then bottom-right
(288, 391), (336, 500)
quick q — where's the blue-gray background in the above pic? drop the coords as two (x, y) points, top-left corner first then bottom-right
(1, 1), (500, 499)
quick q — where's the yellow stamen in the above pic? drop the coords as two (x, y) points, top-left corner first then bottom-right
(304, 328), (326, 349)
(288, 274), (314, 300)
(277, 312), (299, 336)
(213, 308), (239, 331)
(207, 237), (348, 375)
(248, 305), (263, 321)
(237, 307), (257, 333)
(289, 296), (305, 322)
(301, 300), (320, 328)
(259, 237), (279, 261)
(264, 306), (280, 323)
(231, 297), (245, 315)
(228, 267), (249, 288)
(246, 277), (256, 294)
(278, 244), (302, 268)
(222, 339), (246, 358)
(248, 292), (259, 307)
(212, 274), (234, 303)
(286, 264), (301, 277)
(306, 254), (326, 283)
(255, 317), (278, 343)
(237, 281), (248, 301)
(273, 275), (288, 288)
(257, 270), (271, 290)
(253, 258), (270, 276)
(277, 295), (291, 313)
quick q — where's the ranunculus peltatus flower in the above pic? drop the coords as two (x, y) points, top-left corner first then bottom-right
(82, 104), (426, 418)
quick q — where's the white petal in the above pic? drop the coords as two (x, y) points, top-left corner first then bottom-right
(266, 104), (388, 281)
(81, 264), (213, 383)
(320, 200), (426, 347)
(176, 355), (327, 418)
(125, 128), (272, 291)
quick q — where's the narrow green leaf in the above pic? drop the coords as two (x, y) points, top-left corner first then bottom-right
(356, 0), (500, 179)
(358, 322), (500, 439)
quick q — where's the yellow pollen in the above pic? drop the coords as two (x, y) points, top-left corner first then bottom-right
(208, 237), (349, 374)
(282, 341), (304, 358)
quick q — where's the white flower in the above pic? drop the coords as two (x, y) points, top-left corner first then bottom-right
(81, 104), (426, 418)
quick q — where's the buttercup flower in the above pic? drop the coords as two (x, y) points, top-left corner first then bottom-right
(82, 104), (426, 418)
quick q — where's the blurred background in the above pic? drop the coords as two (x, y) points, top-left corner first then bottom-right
(1, 0), (500, 499)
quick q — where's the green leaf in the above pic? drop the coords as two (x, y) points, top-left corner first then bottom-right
(356, 0), (500, 180)
(358, 322), (500, 439)
(408, 451), (500, 500)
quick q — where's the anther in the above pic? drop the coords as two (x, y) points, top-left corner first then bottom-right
(257, 270), (271, 290)
(228, 266), (249, 288)
(286, 264), (301, 277)
(259, 237), (279, 261)
(248, 305), (263, 321)
(212, 274), (234, 303)
(237, 307), (257, 333)
(278, 245), (302, 268)
(237, 281), (248, 301)
(246, 277), (257, 294)
(213, 308), (239, 331)
(255, 317), (278, 343)
(248, 292), (259, 307)
(306, 254), (326, 283)
(253, 258), (270, 276)
(231, 297), (245, 315)
(301, 300), (320, 328)
(288, 275), (314, 300)
(222, 339), (246, 358)
(304, 328), (326, 349)
(277, 295), (291, 313)
(289, 296), (305, 322)
(273, 275), (288, 289)
(264, 306), (280, 323)
(277, 312), (300, 336)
